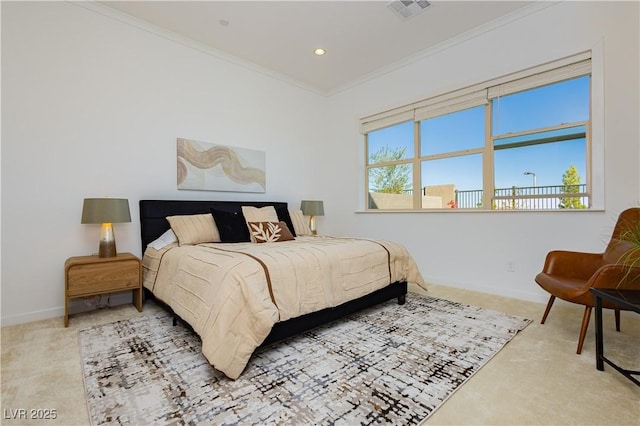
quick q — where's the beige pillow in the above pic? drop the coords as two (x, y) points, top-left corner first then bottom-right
(289, 209), (312, 236)
(241, 206), (278, 242)
(166, 213), (220, 245)
(248, 221), (295, 243)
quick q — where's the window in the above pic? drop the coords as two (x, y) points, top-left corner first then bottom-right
(362, 52), (593, 211)
(366, 121), (415, 209)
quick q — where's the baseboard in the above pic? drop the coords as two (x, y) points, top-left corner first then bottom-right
(1, 292), (133, 327)
(421, 275), (550, 304)
(2, 280), (547, 326)
(1, 306), (64, 327)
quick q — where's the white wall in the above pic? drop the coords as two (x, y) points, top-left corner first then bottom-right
(322, 1), (640, 302)
(2, 1), (639, 325)
(1, 1), (326, 325)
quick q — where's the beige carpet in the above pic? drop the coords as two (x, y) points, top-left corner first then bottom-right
(2, 284), (639, 425)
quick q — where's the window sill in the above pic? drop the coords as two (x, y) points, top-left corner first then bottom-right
(355, 208), (605, 214)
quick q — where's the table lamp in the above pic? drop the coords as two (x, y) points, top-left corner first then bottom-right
(81, 198), (131, 258)
(300, 200), (324, 235)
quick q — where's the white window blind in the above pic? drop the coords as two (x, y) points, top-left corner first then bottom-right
(487, 58), (591, 99)
(414, 90), (488, 121)
(360, 50), (591, 134)
(360, 110), (414, 134)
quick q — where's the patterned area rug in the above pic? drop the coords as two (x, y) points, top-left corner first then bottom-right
(79, 294), (530, 425)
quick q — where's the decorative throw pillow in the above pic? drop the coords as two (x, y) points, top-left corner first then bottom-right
(248, 221), (295, 243)
(289, 209), (312, 236)
(241, 206), (279, 242)
(166, 214), (220, 246)
(210, 207), (251, 243)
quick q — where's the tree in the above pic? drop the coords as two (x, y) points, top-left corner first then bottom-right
(559, 164), (586, 209)
(369, 146), (411, 194)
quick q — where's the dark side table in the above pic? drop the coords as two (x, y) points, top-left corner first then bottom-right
(590, 288), (640, 386)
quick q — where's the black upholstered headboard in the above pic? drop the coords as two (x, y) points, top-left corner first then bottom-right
(139, 200), (294, 248)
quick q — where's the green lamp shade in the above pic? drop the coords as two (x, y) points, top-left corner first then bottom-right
(81, 198), (131, 224)
(300, 200), (324, 217)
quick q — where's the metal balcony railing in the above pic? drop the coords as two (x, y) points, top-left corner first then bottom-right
(455, 184), (589, 209)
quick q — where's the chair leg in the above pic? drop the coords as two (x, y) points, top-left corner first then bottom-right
(541, 295), (556, 324)
(615, 309), (621, 332)
(576, 306), (592, 354)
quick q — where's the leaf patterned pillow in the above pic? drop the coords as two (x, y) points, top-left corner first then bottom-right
(248, 221), (295, 243)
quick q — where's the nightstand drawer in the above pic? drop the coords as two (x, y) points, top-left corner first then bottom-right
(67, 260), (139, 297)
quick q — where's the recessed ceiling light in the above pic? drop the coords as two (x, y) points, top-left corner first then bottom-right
(314, 48), (326, 56)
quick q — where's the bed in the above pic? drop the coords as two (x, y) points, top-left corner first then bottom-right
(140, 199), (426, 379)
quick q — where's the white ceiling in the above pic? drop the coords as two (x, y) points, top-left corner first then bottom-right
(99, 1), (535, 94)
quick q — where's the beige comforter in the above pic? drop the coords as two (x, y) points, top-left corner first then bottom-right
(142, 235), (426, 379)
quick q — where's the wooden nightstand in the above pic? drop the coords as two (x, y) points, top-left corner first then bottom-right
(64, 252), (142, 327)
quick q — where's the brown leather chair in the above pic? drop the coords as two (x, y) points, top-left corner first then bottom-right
(535, 207), (640, 354)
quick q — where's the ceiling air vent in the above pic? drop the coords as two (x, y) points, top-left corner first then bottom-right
(387, 0), (431, 20)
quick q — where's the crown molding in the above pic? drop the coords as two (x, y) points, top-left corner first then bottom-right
(327, 1), (562, 97)
(66, 1), (327, 97)
(67, 1), (561, 99)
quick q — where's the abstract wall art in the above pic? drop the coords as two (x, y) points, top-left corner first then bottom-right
(177, 138), (266, 193)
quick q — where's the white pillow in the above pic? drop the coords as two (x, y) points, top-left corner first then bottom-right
(289, 209), (312, 236)
(241, 206), (279, 242)
(147, 229), (178, 250)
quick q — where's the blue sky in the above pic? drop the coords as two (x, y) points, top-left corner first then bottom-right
(368, 75), (590, 192)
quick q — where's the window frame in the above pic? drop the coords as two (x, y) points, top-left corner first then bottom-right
(361, 50), (598, 212)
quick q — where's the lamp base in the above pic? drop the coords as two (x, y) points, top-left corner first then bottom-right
(98, 223), (117, 258)
(309, 215), (318, 235)
(99, 240), (117, 258)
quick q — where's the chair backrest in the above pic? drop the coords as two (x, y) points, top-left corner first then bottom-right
(603, 208), (640, 264)
(611, 207), (640, 240)
(603, 239), (635, 265)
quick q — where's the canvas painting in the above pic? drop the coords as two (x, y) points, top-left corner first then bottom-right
(177, 138), (266, 193)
